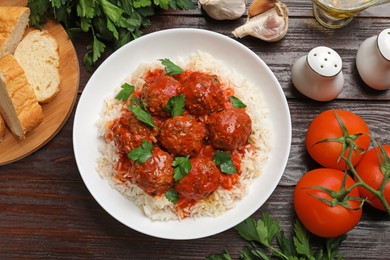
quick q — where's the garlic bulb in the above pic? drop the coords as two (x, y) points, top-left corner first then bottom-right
(232, 0), (289, 42)
(199, 0), (246, 20)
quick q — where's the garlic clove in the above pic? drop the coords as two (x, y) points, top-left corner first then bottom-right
(199, 0), (246, 21)
(232, 1), (289, 42)
(248, 0), (276, 18)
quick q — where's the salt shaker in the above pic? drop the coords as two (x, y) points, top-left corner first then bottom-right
(291, 46), (344, 101)
(356, 28), (390, 90)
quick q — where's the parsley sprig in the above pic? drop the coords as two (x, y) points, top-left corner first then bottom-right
(212, 150), (237, 174)
(128, 139), (153, 164)
(172, 155), (192, 181)
(129, 105), (157, 129)
(27, 0), (195, 71)
(230, 96), (247, 108)
(115, 83), (134, 101)
(160, 58), (184, 76)
(207, 212), (346, 260)
(165, 94), (186, 117)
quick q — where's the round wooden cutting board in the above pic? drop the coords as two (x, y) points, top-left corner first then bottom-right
(0, 1), (80, 165)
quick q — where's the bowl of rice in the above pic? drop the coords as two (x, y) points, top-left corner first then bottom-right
(73, 28), (291, 240)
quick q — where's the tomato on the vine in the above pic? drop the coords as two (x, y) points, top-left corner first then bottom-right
(294, 168), (362, 238)
(306, 109), (370, 171)
(355, 145), (390, 211)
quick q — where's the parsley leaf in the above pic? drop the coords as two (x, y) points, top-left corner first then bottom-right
(159, 58), (184, 76)
(230, 96), (247, 108)
(165, 189), (179, 204)
(172, 156), (192, 181)
(206, 250), (232, 260)
(170, 0), (196, 10)
(293, 220), (314, 259)
(130, 105), (157, 129)
(128, 139), (153, 164)
(165, 94), (186, 117)
(115, 83), (134, 101)
(212, 150), (237, 174)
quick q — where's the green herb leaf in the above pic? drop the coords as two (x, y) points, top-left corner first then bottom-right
(170, 0), (196, 10)
(115, 83), (135, 101)
(293, 220), (315, 259)
(159, 58), (183, 76)
(100, 0), (123, 23)
(130, 105), (157, 129)
(206, 250), (232, 260)
(230, 96), (247, 108)
(212, 150), (237, 174)
(165, 94), (186, 117)
(128, 139), (153, 164)
(172, 156), (192, 181)
(240, 244), (269, 260)
(256, 212), (281, 247)
(76, 0), (95, 18)
(322, 235), (347, 260)
(276, 230), (297, 258)
(165, 189), (179, 204)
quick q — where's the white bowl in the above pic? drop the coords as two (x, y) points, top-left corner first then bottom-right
(73, 28), (291, 240)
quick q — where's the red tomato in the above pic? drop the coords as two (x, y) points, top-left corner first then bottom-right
(355, 145), (390, 211)
(294, 168), (362, 238)
(306, 109), (370, 170)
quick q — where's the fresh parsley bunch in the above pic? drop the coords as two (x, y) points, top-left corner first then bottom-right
(207, 212), (346, 260)
(27, 0), (195, 71)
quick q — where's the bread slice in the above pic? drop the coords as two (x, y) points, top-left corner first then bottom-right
(0, 6), (30, 58)
(0, 114), (5, 142)
(0, 54), (43, 139)
(14, 29), (60, 103)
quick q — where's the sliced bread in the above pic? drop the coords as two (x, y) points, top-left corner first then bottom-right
(0, 54), (43, 139)
(14, 29), (60, 103)
(0, 6), (30, 58)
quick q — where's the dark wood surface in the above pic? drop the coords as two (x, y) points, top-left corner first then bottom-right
(1, 1), (390, 259)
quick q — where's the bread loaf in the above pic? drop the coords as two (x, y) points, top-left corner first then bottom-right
(0, 6), (30, 58)
(14, 29), (60, 103)
(0, 54), (43, 139)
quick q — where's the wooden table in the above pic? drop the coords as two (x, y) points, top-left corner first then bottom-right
(1, 1), (389, 259)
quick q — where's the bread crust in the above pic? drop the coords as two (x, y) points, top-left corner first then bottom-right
(0, 114), (5, 142)
(0, 54), (43, 138)
(0, 6), (30, 57)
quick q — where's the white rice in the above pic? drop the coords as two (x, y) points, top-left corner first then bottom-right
(96, 51), (271, 221)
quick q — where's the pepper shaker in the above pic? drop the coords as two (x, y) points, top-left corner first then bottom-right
(356, 28), (390, 90)
(291, 46), (344, 101)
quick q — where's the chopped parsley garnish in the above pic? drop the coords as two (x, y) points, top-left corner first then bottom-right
(172, 155), (192, 181)
(165, 94), (186, 117)
(230, 96), (247, 108)
(160, 58), (183, 76)
(165, 189), (179, 204)
(128, 139), (153, 164)
(212, 150), (237, 174)
(115, 83), (134, 101)
(129, 105), (157, 129)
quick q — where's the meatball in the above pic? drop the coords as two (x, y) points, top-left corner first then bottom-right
(130, 147), (174, 196)
(140, 73), (180, 117)
(180, 72), (224, 116)
(175, 157), (220, 201)
(110, 110), (158, 154)
(159, 115), (207, 156)
(207, 108), (252, 151)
